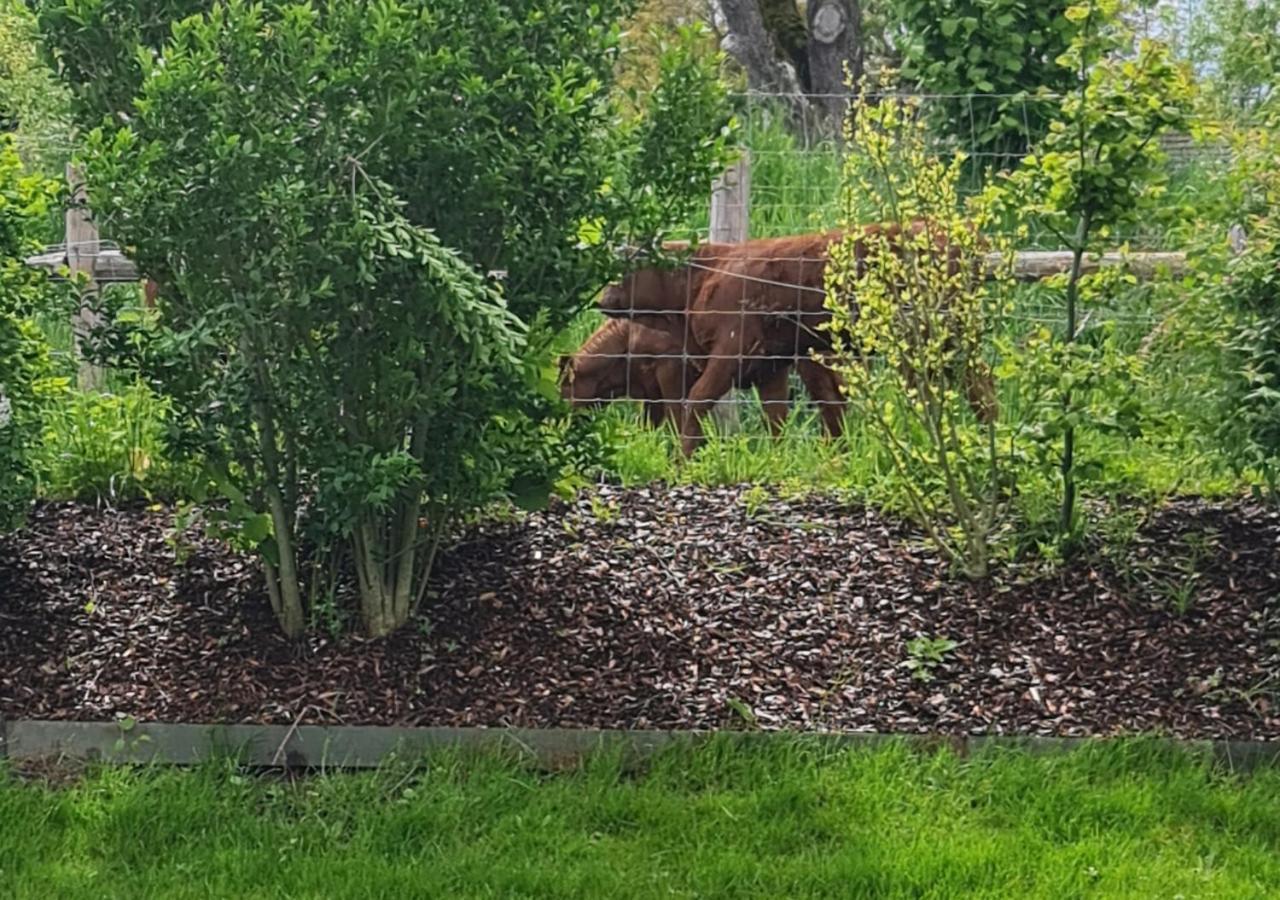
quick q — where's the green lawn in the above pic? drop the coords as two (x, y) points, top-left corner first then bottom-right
(2, 739), (1277, 898)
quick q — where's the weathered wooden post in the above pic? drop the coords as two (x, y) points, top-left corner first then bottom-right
(1229, 223), (1247, 256)
(709, 150), (751, 245)
(66, 164), (106, 390)
(708, 150), (752, 435)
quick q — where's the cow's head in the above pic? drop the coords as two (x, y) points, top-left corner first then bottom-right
(559, 320), (631, 410)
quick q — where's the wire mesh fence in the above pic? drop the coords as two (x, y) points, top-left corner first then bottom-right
(687, 89), (1235, 247)
(10, 86), (1242, 451)
(560, 88), (1234, 445)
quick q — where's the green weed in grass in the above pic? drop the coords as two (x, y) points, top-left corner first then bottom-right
(0, 739), (1277, 898)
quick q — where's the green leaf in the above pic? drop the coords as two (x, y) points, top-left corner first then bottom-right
(508, 474), (553, 511)
(240, 512), (274, 545)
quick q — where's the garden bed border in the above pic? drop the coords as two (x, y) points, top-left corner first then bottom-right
(1, 718), (1276, 771)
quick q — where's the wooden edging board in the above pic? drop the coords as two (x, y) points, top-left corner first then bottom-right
(0, 719), (1276, 772)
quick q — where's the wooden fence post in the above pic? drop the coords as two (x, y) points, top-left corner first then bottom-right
(709, 149), (751, 244)
(1229, 223), (1246, 256)
(708, 150), (752, 435)
(66, 164), (106, 391)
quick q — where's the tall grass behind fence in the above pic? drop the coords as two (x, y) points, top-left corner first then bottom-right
(701, 91), (1234, 249)
(560, 89), (1243, 501)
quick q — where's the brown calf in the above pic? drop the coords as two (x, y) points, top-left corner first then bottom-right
(561, 318), (836, 435)
(560, 318), (686, 428)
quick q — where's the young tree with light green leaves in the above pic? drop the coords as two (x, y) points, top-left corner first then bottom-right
(1005, 0), (1195, 541)
(824, 76), (1017, 578)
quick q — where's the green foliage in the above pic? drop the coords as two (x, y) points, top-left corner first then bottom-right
(1216, 110), (1280, 500)
(33, 0), (212, 129)
(0, 135), (69, 530)
(825, 78), (1016, 578)
(885, 0), (1081, 160)
(1010, 8), (1196, 245)
(1188, 0), (1280, 117)
(1002, 0), (1195, 541)
(31, 379), (189, 502)
(77, 0), (731, 638)
(0, 0), (72, 176)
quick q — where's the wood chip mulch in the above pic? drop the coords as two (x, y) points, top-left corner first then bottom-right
(1, 487), (1277, 739)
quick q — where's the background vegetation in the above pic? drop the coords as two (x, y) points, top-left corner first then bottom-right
(0, 0), (1275, 639)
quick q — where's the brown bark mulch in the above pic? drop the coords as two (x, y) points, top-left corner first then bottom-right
(1, 487), (1277, 739)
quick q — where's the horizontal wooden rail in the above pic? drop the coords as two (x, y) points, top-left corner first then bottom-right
(1003, 250), (1187, 280)
(26, 245), (1188, 289)
(25, 247), (139, 283)
(648, 241), (1188, 282)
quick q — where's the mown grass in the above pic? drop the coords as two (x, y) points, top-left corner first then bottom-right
(1, 739), (1277, 899)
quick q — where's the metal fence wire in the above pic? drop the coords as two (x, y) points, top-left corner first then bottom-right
(562, 88), (1235, 440)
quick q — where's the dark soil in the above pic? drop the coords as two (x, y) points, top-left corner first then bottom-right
(1, 487), (1277, 739)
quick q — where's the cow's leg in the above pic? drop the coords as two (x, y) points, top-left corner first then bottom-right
(797, 360), (846, 438)
(755, 365), (792, 436)
(652, 358), (696, 432)
(679, 354), (738, 458)
(642, 398), (666, 428)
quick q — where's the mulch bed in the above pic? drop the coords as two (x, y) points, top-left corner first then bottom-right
(1, 487), (1277, 739)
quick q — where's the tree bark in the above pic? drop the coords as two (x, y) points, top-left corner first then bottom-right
(711, 0), (811, 126)
(806, 0), (863, 129)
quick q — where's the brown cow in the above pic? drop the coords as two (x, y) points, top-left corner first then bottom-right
(559, 317), (691, 428)
(602, 226), (995, 456)
(560, 317), (833, 435)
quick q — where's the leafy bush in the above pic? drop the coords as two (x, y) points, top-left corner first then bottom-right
(885, 0), (1081, 163)
(1216, 107), (1280, 499)
(73, 0), (731, 638)
(824, 79), (1017, 578)
(0, 135), (68, 530)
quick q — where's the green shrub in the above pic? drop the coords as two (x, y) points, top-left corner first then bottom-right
(1217, 126), (1280, 500)
(0, 135), (69, 530)
(71, 0), (732, 639)
(885, 0), (1081, 164)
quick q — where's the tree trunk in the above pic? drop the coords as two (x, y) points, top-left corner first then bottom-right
(712, 0), (811, 127)
(354, 418), (436, 638)
(806, 0), (863, 130)
(241, 334), (306, 639)
(1059, 211), (1092, 542)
